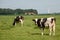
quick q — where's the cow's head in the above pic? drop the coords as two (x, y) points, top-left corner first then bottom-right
(32, 18), (38, 25)
(32, 18), (42, 27)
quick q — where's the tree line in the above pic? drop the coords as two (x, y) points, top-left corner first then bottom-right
(0, 8), (38, 15)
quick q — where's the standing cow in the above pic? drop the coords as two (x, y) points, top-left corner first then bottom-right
(13, 16), (24, 26)
(33, 17), (56, 36)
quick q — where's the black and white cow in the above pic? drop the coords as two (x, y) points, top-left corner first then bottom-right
(33, 17), (56, 36)
(13, 16), (24, 26)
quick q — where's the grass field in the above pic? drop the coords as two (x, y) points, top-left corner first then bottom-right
(0, 15), (60, 40)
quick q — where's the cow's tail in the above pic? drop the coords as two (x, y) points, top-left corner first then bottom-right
(13, 19), (16, 26)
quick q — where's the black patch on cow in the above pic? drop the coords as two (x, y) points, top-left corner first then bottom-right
(20, 16), (24, 20)
(41, 18), (47, 27)
(37, 18), (47, 30)
(37, 19), (41, 27)
(41, 18), (47, 30)
(42, 18), (47, 23)
(51, 19), (53, 23)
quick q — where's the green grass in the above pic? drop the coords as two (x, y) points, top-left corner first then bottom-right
(0, 15), (60, 40)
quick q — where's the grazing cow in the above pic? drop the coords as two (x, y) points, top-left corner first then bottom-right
(13, 16), (24, 26)
(33, 17), (56, 36)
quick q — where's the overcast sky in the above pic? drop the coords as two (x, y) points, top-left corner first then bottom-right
(0, 0), (60, 13)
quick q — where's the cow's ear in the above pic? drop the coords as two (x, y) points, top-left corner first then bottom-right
(32, 19), (35, 21)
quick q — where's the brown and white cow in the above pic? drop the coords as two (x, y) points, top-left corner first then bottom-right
(33, 17), (56, 36)
(13, 16), (24, 26)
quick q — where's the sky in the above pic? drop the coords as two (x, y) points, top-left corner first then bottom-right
(0, 0), (60, 13)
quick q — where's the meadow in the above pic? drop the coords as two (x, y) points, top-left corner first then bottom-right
(0, 15), (60, 40)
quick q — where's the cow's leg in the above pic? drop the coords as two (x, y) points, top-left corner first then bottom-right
(41, 28), (43, 35)
(41, 28), (44, 35)
(20, 19), (23, 26)
(21, 21), (23, 26)
(49, 24), (52, 36)
(13, 20), (16, 26)
(52, 23), (55, 35)
(40, 23), (45, 35)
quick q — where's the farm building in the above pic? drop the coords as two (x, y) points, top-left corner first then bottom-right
(25, 12), (36, 15)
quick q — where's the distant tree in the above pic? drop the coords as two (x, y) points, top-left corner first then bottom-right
(15, 9), (24, 15)
(0, 8), (38, 15)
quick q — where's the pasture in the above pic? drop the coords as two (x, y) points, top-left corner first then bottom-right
(0, 15), (60, 40)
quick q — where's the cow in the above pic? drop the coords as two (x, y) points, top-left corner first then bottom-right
(32, 17), (56, 36)
(13, 16), (24, 26)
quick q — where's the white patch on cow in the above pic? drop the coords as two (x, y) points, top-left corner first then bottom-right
(19, 16), (21, 18)
(40, 18), (43, 22)
(47, 18), (51, 22)
(44, 21), (49, 27)
(47, 17), (54, 23)
(19, 19), (23, 26)
(44, 18), (51, 27)
(40, 18), (43, 27)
